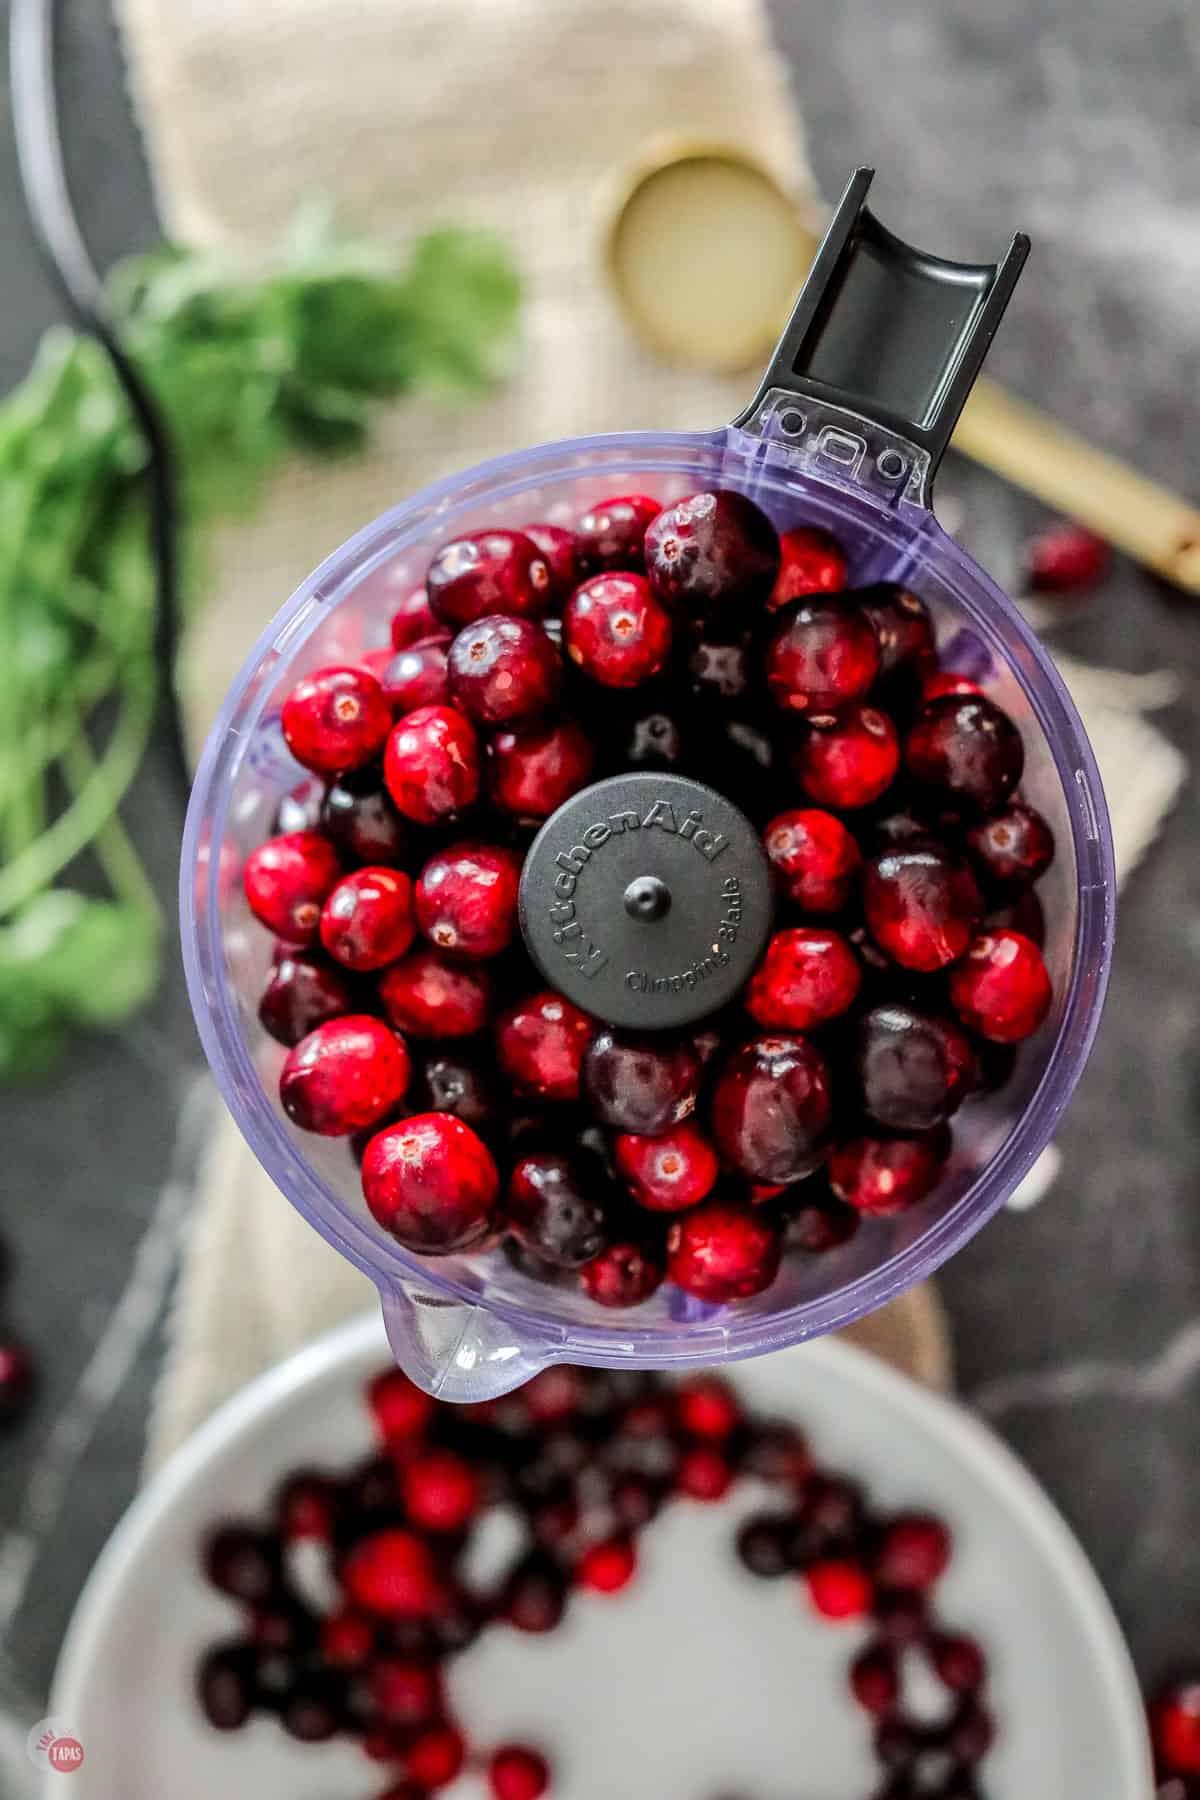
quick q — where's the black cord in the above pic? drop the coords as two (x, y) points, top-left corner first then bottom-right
(9, 0), (191, 799)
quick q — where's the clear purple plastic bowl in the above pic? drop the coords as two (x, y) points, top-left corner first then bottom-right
(181, 411), (1114, 1402)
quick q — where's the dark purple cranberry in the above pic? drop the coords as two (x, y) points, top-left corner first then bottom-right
(280, 1015), (411, 1137)
(985, 885), (1046, 948)
(711, 1036), (833, 1184)
(782, 1193), (861, 1253)
(969, 1037), (1019, 1098)
(875, 1718), (924, 1773)
(850, 1642), (902, 1716)
(609, 1469), (664, 1530)
(564, 573), (674, 688)
(875, 1512), (952, 1589)
(858, 584), (936, 680)
(203, 1524), (281, 1603)
(929, 1631), (988, 1694)
(581, 1030), (701, 1136)
(580, 1240), (665, 1307)
(575, 493), (661, 575)
(741, 1421), (812, 1488)
(967, 801), (1055, 890)
(412, 1048), (498, 1129)
(448, 615), (561, 725)
(321, 767), (409, 865)
(274, 774), (325, 834)
(280, 1680), (342, 1743)
(197, 1642), (257, 1730)
(0, 1337), (35, 1425)
(281, 665), (393, 774)
(945, 1701), (994, 1766)
(644, 489), (779, 616)
(905, 694), (1025, 815)
(624, 709), (687, 770)
(765, 595), (880, 714)
(866, 807), (932, 852)
(380, 638), (452, 715)
(799, 1471), (867, 1549)
(507, 1151), (610, 1268)
(736, 1514), (793, 1577)
(862, 844), (983, 972)
(524, 523), (579, 600)
(499, 1550), (568, 1633)
(853, 1004), (977, 1133)
(688, 634), (751, 703)
(666, 1198), (783, 1302)
(426, 530), (553, 628)
(872, 1586), (930, 1646)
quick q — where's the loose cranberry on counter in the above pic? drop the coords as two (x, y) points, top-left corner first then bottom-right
(321, 767), (409, 865)
(405, 1722), (467, 1789)
(575, 493), (661, 575)
(489, 1744), (551, 1800)
(666, 1197), (783, 1302)
(768, 526), (847, 608)
(367, 1368), (436, 1443)
(1024, 520), (1110, 594)
(745, 927), (862, 1031)
(525, 523), (579, 600)
(614, 1124), (719, 1212)
(967, 801), (1055, 890)
(644, 490), (779, 615)
(763, 808), (860, 913)
(496, 992), (596, 1101)
(197, 1643), (256, 1730)
(858, 584), (936, 681)
(282, 665), (393, 774)
(415, 841), (522, 959)
(563, 572), (674, 688)
(580, 1240), (665, 1308)
(949, 930), (1053, 1042)
(862, 844), (982, 972)
(793, 703), (900, 810)
(1150, 1680), (1200, 1776)
(850, 1642), (901, 1716)
(711, 1036), (832, 1184)
(853, 1005), (977, 1133)
(243, 831), (342, 944)
(489, 717), (596, 818)
(448, 615), (561, 725)
(381, 639), (452, 715)
(379, 948), (493, 1039)
(427, 530), (552, 628)
(280, 1016), (411, 1137)
(905, 694), (1024, 815)
(829, 1130), (950, 1217)
(320, 866), (416, 971)
(507, 1151), (610, 1267)
(361, 1113), (499, 1253)
(582, 1030), (701, 1136)
(875, 1513), (952, 1589)
(258, 953), (356, 1047)
(929, 1631), (987, 1694)
(577, 1535), (638, 1592)
(390, 585), (440, 649)
(384, 705), (481, 824)
(0, 1338), (35, 1426)
(765, 595), (880, 714)
(805, 1558), (874, 1620)
(401, 1449), (481, 1533)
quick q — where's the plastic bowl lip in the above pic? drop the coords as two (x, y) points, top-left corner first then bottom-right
(181, 427), (1116, 1366)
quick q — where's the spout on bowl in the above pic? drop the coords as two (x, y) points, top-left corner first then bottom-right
(377, 1275), (564, 1404)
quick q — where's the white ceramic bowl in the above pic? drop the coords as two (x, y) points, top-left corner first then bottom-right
(48, 1318), (1152, 1799)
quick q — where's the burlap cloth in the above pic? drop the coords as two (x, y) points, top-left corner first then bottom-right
(111, 0), (1183, 1471)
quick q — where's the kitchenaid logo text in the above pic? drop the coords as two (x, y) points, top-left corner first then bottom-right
(547, 798), (731, 981)
(625, 874), (743, 996)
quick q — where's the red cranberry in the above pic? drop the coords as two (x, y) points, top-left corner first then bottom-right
(489, 1744), (551, 1800)
(805, 1557), (874, 1619)
(489, 717), (596, 818)
(575, 493), (661, 574)
(677, 1444), (734, 1500)
(0, 1338), (35, 1425)
(769, 526), (846, 608)
(321, 1608), (376, 1668)
(675, 1374), (740, 1438)
(736, 1514), (793, 1576)
(402, 1449), (481, 1532)
(923, 670), (983, 702)
(496, 992), (595, 1101)
(342, 1528), (441, 1617)
(391, 585), (440, 649)
(850, 1642), (901, 1716)
(853, 1004), (977, 1132)
(746, 927), (862, 1031)
(858, 584), (936, 680)
(582, 1030), (701, 1136)
(275, 1469), (335, 1540)
(361, 1113), (499, 1252)
(763, 808), (860, 913)
(949, 930), (1052, 1042)
(564, 572), (673, 687)
(370, 1655), (443, 1727)
(863, 845), (982, 972)
(614, 1124), (719, 1211)
(947, 1700), (994, 1766)
(367, 1368), (436, 1443)
(282, 665), (392, 773)
(577, 1535), (638, 1592)
(258, 953), (355, 1046)
(711, 1036), (833, 1184)
(929, 1631), (987, 1694)
(1151, 1681), (1200, 1776)
(829, 1129), (950, 1217)
(379, 948), (493, 1039)
(793, 703), (900, 809)
(525, 522), (579, 600)
(406, 1723), (466, 1789)
(644, 489), (779, 615)
(415, 841), (522, 959)
(765, 596), (880, 714)
(500, 1550), (568, 1632)
(967, 801), (1055, 890)
(448, 615), (561, 725)
(280, 1015), (410, 1136)
(384, 705), (481, 824)
(243, 831), (342, 944)
(507, 1151), (609, 1268)
(203, 1524), (280, 1603)
(875, 1513), (952, 1589)
(321, 768), (409, 865)
(1025, 520), (1110, 593)
(784, 1196), (860, 1253)
(580, 1240), (664, 1307)
(381, 639), (452, 715)
(666, 1197), (783, 1302)
(427, 530), (552, 628)
(905, 694), (1024, 815)
(320, 866), (415, 971)
(197, 1643), (256, 1730)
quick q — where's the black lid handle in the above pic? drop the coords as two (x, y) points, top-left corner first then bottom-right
(734, 168), (1029, 494)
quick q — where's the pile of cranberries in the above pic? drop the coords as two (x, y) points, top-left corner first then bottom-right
(242, 489), (1056, 1309)
(197, 1364), (995, 1798)
(1151, 1677), (1200, 1795)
